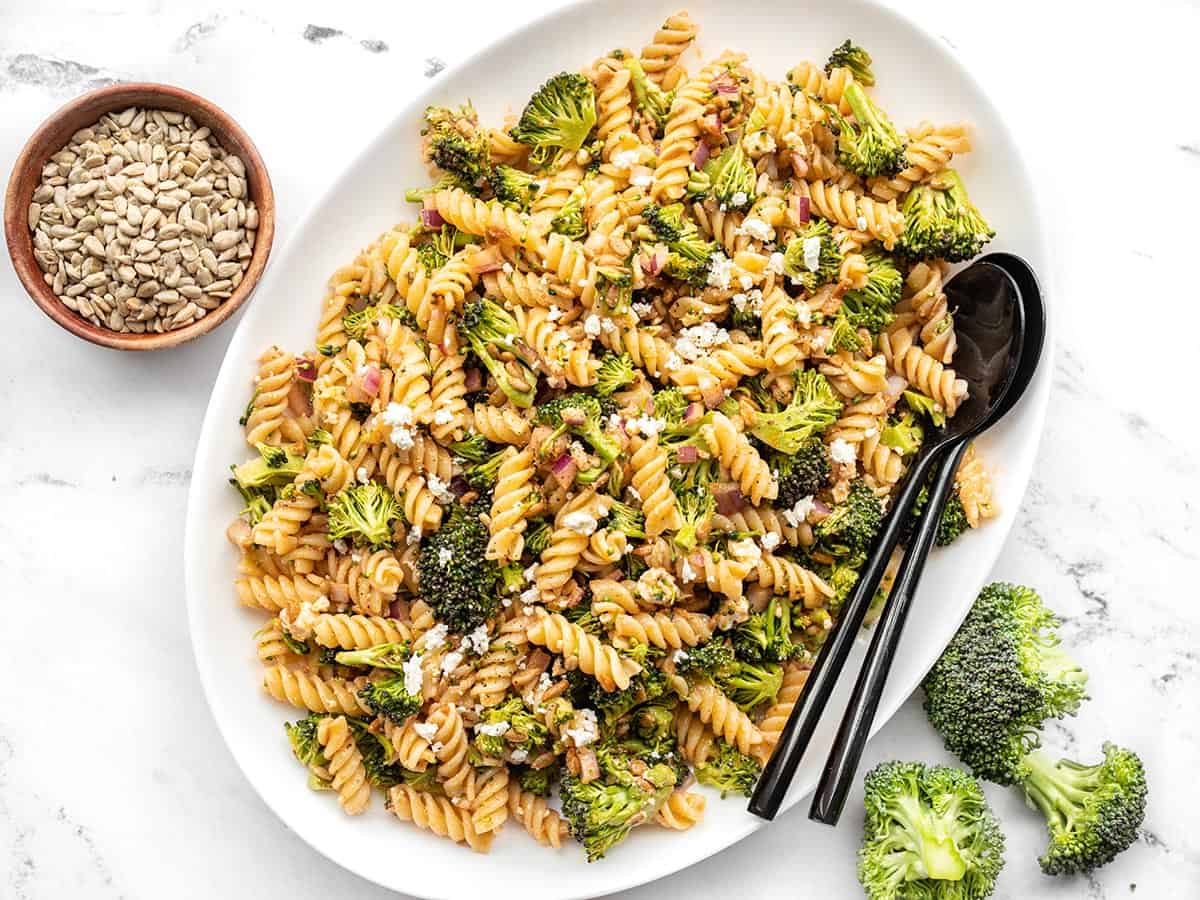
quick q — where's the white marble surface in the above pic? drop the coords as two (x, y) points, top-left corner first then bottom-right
(2, 1), (1198, 897)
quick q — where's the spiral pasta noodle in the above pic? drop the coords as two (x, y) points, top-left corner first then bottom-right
(639, 10), (698, 91)
(317, 715), (371, 815)
(387, 784), (493, 852)
(508, 782), (568, 848)
(528, 611), (641, 692)
(263, 664), (370, 717)
(700, 411), (777, 504)
(655, 789), (706, 830)
(486, 447), (537, 562)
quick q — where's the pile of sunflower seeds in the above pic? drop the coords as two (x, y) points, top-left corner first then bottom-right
(27, 106), (258, 334)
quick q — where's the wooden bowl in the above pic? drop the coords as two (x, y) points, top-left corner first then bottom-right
(4, 83), (275, 351)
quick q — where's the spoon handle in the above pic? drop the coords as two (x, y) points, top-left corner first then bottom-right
(807, 442), (970, 825)
(747, 447), (940, 820)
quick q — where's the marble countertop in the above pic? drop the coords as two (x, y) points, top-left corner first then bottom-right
(2, 1), (1197, 897)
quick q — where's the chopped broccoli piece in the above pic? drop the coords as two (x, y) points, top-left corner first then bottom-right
(858, 760), (1005, 899)
(840, 248), (902, 334)
(816, 478), (884, 557)
(595, 352), (636, 397)
(676, 638), (737, 678)
(826, 40), (875, 85)
(460, 297), (539, 408)
(771, 439), (832, 509)
(534, 393), (621, 468)
(733, 596), (800, 663)
(519, 764), (558, 797)
(231, 443), (304, 492)
(285, 715), (326, 770)
(593, 668), (668, 733)
(899, 169), (994, 262)
(904, 389), (947, 427)
(510, 73), (598, 167)
(465, 447), (509, 491)
(695, 739), (762, 797)
(489, 164), (539, 210)
(327, 482), (401, 549)
(702, 143), (755, 210)
(607, 500), (646, 541)
(671, 484), (714, 553)
(719, 660), (784, 712)
(923, 582), (1089, 785)
(422, 103), (490, 186)
(782, 219), (843, 292)
(900, 485), (971, 548)
(417, 501), (500, 633)
(524, 519), (552, 556)
(334, 641), (411, 670)
(449, 432), (495, 463)
(880, 411), (924, 457)
(358, 675), (422, 726)
(625, 58), (673, 134)
(829, 312), (867, 352)
(550, 181), (588, 239)
(560, 756), (676, 860)
(473, 697), (550, 758)
(1019, 742), (1147, 876)
(746, 370), (842, 455)
(832, 81), (906, 177)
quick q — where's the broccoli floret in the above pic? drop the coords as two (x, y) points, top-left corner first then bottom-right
(782, 219), (843, 292)
(816, 478), (884, 557)
(746, 370), (842, 455)
(695, 739), (762, 798)
(593, 668), (668, 733)
(832, 81), (906, 177)
(345, 719), (406, 788)
(551, 181), (588, 239)
(829, 312), (867, 352)
(826, 40), (875, 85)
(510, 72), (597, 167)
(231, 443), (304, 493)
(460, 297), (539, 408)
(333, 641), (411, 670)
(465, 447), (509, 491)
(404, 171), (474, 204)
(285, 715), (326, 770)
(594, 264), (633, 311)
(880, 411), (924, 457)
(671, 484), (714, 553)
(358, 675), (422, 726)
(733, 596), (800, 663)
(607, 500), (646, 541)
(422, 103), (490, 186)
(625, 58), (673, 134)
(306, 429), (332, 449)
(840, 248), (902, 334)
(327, 482), (401, 549)
(534, 393), (621, 468)
(858, 760), (1005, 900)
(644, 203), (717, 285)
(719, 660), (783, 713)
(1019, 743), (1147, 876)
(524, 519), (552, 556)
(899, 169), (994, 262)
(647, 387), (686, 426)
(676, 638), (737, 678)
(923, 582), (1089, 785)
(899, 485), (970, 548)
(824, 553), (865, 616)
(644, 202), (687, 242)
(474, 697), (550, 758)
(904, 389), (947, 427)
(519, 764), (557, 797)
(417, 501), (500, 633)
(701, 143), (755, 210)
(595, 352), (636, 397)
(489, 164), (539, 210)
(449, 432), (495, 463)
(560, 760), (676, 861)
(771, 439), (832, 509)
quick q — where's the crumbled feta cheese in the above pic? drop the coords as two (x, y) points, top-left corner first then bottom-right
(627, 415), (666, 438)
(760, 532), (781, 552)
(421, 623), (449, 651)
(406, 526), (422, 546)
(440, 650), (464, 675)
(672, 649), (690, 664)
(730, 190), (748, 208)
(561, 510), (599, 536)
(355, 466), (369, 484)
(830, 438), (857, 465)
(737, 216), (774, 242)
(803, 236), (822, 272)
(465, 624), (490, 655)
(381, 403), (414, 427)
(856, 215), (868, 231)
(537, 671), (554, 692)
(389, 426), (415, 450)
(433, 408), (454, 426)
(412, 722), (438, 742)
(607, 412), (622, 431)
(675, 336), (701, 361)
(731, 292), (748, 312)
(282, 595), (330, 640)
(627, 484), (642, 502)
(630, 173), (652, 188)
(476, 720), (510, 737)
(729, 537), (762, 565)
(523, 563), (538, 582)
(680, 558), (697, 582)
(427, 474), (455, 503)
(864, 426), (878, 438)
(631, 301), (653, 319)
(563, 708), (599, 748)
(739, 273), (755, 290)
(546, 304), (563, 322)
(509, 748), (529, 763)
(680, 321), (729, 350)
(781, 495), (816, 528)
(599, 316), (618, 334)
(768, 251), (786, 275)
(437, 546), (453, 565)
(611, 149), (639, 170)
(707, 253), (733, 289)
(583, 313), (601, 337)
(333, 538), (349, 554)
(501, 261), (514, 275)
(664, 351), (683, 371)
(520, 586), (540, 606)
(402, 653), (424, 695)
(795, 301), (811, 325)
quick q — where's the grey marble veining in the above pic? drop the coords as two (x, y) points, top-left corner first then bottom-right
(1, 1), (1198, 898)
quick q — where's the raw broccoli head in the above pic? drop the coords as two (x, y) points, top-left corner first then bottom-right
(695, 739), (762, 798)
(832, 81), (906, 177)
(551, 181), (588, 239)
(858, 760), (1005, 900)
(625, 57), (674, 134)
(488, 164), (540, 210)
(534, 393), (621, 467)
(816, 478), (884, 557)
(702, 143), (756, 210)
(1019, 743), (1147, 876)
(733, 596), (800, 663)
(899, 169), (994, 262)
(417, 501), (500, 633)
(327, 482), (401, 549)
(473, 697), (550, 758)
(595, 352), (636, 397)
(771, 439), (832, 509)
(510, 72), (598, 167)
(747, 370), (843, 455)
(422, 103), (490, 186)
(826, 39), (875, 85)
(840, 248), (901, 334)
(783, 219), (843, 292)
(560, 756), (676, 861)
(719, 660), (784, 713)
(461, 297), (539, 408)
(923, 582), (1089, 785)
(334, 641), (411, 670)
(358, 674), (423, 726)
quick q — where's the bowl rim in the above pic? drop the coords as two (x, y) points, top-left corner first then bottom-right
(3, 81), (275, 352)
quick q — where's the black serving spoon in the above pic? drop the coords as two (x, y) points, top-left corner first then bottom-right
(749, 255), (1040, 821)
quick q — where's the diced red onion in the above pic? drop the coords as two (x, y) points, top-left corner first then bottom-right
(361, 364), (382, 398)
(449, 475), (471, 498)
(295, 358), (317, 382)
(466, 244), (504, 274)
(464, 367), (483, 391)
(640, 244), (668, 277)
(792, 195), (810, 224)
(713, 483), (745, 515)
(420, 207), (445, 229)
(700, 380), (726, 410)
(711, 72), (739, 94)
(676, 445), (699, 464)
(551, 454), (578, 488)
(389, 597), (409, 619)
(691, 142), (711, 169)
(287, 382), (312, 417)
(813, 499), (831, 516)
(885, 374), (909, 400)
(683, 402), (703, 425)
